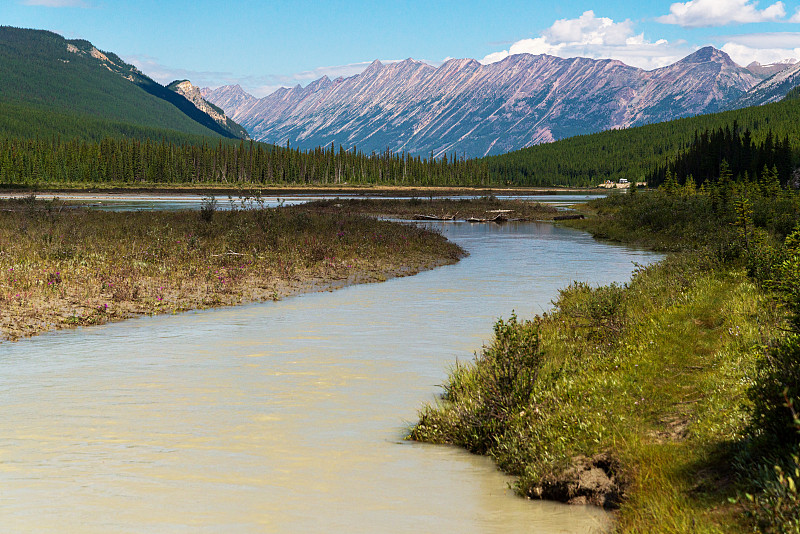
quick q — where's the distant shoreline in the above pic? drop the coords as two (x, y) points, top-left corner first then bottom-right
(0, 184), (611, 198)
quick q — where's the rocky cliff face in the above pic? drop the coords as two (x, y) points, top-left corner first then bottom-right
(169, 80), (249, 139)
(204, 47), (760, 157)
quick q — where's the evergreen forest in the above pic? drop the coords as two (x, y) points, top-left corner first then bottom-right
(486, 95), (800, 187)
(647, 124), (794, 189)
(0, 137), (490, 187)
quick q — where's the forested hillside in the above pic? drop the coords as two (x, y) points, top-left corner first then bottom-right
(0, 27), (236, 141)
(647, 124), (793, 188)
(486, 95), (800, 187)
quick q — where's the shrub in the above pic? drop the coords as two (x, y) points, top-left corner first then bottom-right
(199, 194), (217, 223)
(747, 397), (800, 533)
(412, 314), (544, 454)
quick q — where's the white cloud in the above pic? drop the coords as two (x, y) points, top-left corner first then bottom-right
(716, 33), (800, 65)
(790, 7), (800, 22)
(718, 31), (800, 48)
(22, 0), (90, 6)
(721, 41), (799, 64)
(481, 11), (691, 70)
(656, 0), (786, 27)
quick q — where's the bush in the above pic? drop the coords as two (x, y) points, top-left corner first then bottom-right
(412, 314), (543, 454)
(749, 336), (800, 448)
(747, 398), (800, 534)
(199, 194), (217, 223)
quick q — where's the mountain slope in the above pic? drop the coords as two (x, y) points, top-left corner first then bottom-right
(167, 80), (249, 139)
(484, 92), (800, 187)
(0, 26), (241, 140)
(729, 61), (800, 108)
(205, 47), (759, 158)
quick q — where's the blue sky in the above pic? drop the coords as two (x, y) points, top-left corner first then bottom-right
(6, 0), (800, 96)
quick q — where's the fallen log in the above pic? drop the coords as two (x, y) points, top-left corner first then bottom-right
(466, 214), (508, 223)
(413, 214), (455, 221)
(553, 214), (585, 221)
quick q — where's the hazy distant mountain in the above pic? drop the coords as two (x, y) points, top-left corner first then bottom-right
(204, 47), (760, 158)
(745, 59), (797, 78)
(730, 61), (800, 108)
(0, 26), (246, 140)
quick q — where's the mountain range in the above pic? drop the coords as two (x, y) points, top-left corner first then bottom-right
(3, 26), (799, 163)
(202, 47), (796, 159)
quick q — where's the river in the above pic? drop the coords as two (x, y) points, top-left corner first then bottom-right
(0, 218), (659, 533)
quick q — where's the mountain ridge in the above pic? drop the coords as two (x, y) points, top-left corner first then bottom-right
(204, 47), (761, 158)
(167, 79), (249, 139)
(0, 26), (246, 141)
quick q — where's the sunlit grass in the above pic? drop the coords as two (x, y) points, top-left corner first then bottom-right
(0, 197), (464, 340)
(411, 254), (780, 532)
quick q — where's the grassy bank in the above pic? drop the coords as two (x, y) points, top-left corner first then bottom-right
(0, 196), (464, 341)
(302, 197), (560, 221)
(411, 185), (800, 532)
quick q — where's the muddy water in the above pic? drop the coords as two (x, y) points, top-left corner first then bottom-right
(1, 222), (658, 533)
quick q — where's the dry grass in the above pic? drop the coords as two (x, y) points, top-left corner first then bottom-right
(301, 197), (561, 221)
(0, 197), (464, 341)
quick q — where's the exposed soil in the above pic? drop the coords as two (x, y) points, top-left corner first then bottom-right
(533, 453), (628, 509)
(0, 259), (455, 343)
(1, 200), (464, 342)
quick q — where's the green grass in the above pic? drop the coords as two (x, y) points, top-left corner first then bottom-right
(411, 181), (800, 532)
(411, 253), (778, 531)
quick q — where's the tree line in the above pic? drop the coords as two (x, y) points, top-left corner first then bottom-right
(484, 95), (800, 187)
(0, 136), (491, 187)
(647, 123), (794, 188)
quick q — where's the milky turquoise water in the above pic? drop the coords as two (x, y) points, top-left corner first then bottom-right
(0, 220), (658, 533)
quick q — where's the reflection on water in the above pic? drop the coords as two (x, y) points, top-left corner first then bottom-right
(0, 222), (658, 533)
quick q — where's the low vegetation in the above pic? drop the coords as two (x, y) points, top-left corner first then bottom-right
(411, 176), (800, 532)
(0, 196), (464, 341)
(301, 197), (560, 221)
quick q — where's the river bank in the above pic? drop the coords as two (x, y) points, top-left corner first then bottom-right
(411, 186), (800, 533)
(301, 197), (563, 221)
(0, 197), (464, 341)
(3, 218), (654, 533)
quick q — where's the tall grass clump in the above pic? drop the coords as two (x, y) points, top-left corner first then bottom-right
(413, 314), (544, 455)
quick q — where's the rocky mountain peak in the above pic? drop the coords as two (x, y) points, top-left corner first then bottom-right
(204, 46), (761, 158)
(305, 75), (331, 92)
(168, 79), (249, 139)
(746, 59), (798, 78)
(441, 57), (481, 70)
(679, 46), (737, 66)
(363, 59), (384, 74)
(733, 60), (800, 108)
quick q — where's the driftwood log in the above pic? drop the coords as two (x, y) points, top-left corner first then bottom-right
(466, 214), (508, 223)
(413, 214), (456, 221)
